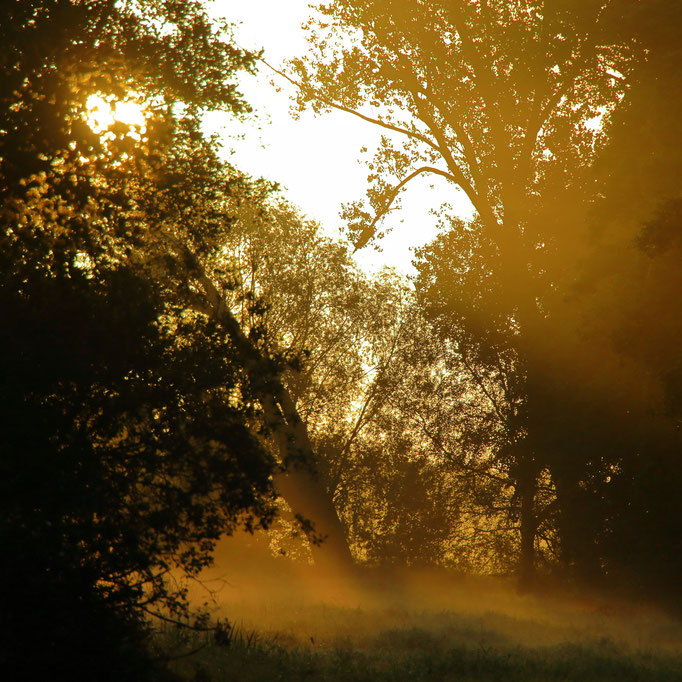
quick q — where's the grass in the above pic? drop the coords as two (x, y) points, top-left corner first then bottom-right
(154, 561), (682, 680)
(157, 597), (682, 681)
(161, 623), (682, 681)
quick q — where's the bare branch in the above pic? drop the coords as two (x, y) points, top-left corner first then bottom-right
(260, 57), (443, 155)
(353, 165), (458, 250)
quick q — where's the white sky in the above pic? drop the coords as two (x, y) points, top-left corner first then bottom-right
(205, 0), (474, 274)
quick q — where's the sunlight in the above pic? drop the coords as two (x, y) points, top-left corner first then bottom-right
(85, 93), (147, 135)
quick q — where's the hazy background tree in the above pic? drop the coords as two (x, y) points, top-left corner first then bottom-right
(554, 0), (682, 599)
(288, 0), (680, 594)
(211, 195), (462, 568)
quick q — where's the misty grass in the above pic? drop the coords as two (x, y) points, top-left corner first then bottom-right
(161, 605), (682, 681)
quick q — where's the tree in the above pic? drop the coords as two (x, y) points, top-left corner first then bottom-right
(337, 289), (512, 571)
(0, 251), (277, 679)
(558, 0), (682, 598)
(0, 0), (290, 675)
(290, 0), (632, 585)
(411, 219), (552, 574)
(3, 0), (368, 588)
(215, 194), (443, 566)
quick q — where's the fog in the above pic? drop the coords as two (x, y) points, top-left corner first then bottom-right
(187, 533), (682, 658)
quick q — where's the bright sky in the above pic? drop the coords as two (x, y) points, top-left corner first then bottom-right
(205, 0), (474, 274)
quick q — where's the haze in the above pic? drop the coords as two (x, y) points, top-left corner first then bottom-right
(2, 1), (681, 680)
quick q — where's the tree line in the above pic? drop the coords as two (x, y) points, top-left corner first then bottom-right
(1, 0), (680, 679)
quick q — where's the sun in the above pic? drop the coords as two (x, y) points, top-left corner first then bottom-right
(85, 94), (147, 135)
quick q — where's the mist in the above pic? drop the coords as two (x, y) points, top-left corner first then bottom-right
(2, 0), (681, 680)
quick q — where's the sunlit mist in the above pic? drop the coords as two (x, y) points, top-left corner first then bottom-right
(3, 0), (681, 680)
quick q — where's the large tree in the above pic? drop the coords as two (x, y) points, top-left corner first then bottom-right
(0, 0), (353, 675)
(289, 0), (632, 584)
(2, 0), (366, 581)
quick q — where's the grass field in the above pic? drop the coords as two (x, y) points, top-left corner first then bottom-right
(158, 565), (682, 681)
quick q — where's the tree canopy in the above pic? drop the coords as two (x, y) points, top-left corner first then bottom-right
(2, 3), (682, 677)
(0, 0), (285, 676)
(290, 0), (682, 591)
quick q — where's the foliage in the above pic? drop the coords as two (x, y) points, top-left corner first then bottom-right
(291, 0), (630, 257)
(566, 1), (682, 595)
(292, 0), (682, 594)
(0, 257), (276, 678)
(213, 194), (463, 567)
(0, 0), (283, 677)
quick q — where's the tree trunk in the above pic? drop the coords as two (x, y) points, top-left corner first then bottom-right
(550, 462), (602, 583)
(187, 250), (355, 571)
(273, 469), (353, 571)
(516, 453), (537, 591)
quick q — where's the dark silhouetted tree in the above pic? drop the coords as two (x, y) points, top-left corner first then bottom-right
(290, 0), (632, 586)
(0, 0), (280, 677)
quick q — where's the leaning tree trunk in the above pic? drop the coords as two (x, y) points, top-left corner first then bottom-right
(185, 249), (354, 571)
(273, 468), (352, 572)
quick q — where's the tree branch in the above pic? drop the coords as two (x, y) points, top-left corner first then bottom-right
(354, 165), (458, 250)
(260, 57), (443, 155)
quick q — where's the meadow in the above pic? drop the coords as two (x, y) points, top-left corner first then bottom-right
(161, 564), (682, 681)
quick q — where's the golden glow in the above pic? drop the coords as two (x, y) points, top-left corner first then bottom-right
(85, 94), (147, 135)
